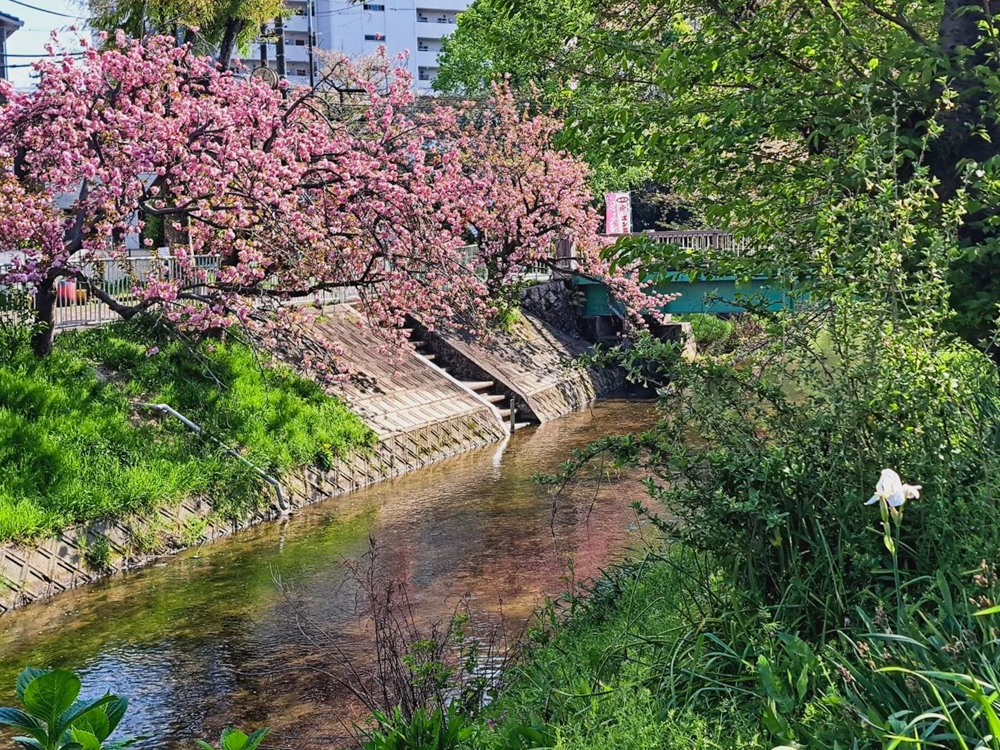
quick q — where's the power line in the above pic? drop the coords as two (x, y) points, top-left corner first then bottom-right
(2, 0), (85, 18)
(5, 51), (84, 57)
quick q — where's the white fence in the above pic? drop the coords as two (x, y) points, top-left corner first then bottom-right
(606, 230), (749, 257)
(3, 246), (489, 331)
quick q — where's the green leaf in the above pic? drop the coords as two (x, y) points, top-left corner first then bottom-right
(54, 695), (116, 740)
(241, 729), (269, 750)
(13, 736), (45, 750)
(103, 698), (128, 737)
(16, 669), (47, 703)
(22, 671), (81, 727)
(220, 728), (249, 750)
(71, 704), (110, 742)
(0, 707), (43, 731)
(69, 728), (102, 750)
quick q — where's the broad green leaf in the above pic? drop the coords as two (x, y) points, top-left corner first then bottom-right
(103, 698), (129, 737)
(0, 707), (43, 730)
(221, 728), (249, 750)
(23, 671), (81, 727)
(54, 695), (116, 740)
(16, 669), (47, 703)
(241, 729), (269, 750)
(71, 704), (111, 742)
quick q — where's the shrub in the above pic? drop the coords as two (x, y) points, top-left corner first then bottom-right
(558, 297), (1000, 638)
(675, 313), (733, 351)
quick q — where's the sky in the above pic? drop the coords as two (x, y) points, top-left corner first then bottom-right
(3, 0), (88, 89)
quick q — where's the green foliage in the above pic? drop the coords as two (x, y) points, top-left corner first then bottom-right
(196, 727), (270, 750)
(674, 314), (733, 352)
(469, 555), (767, 750)
(637, 300), (1000, 634)
(364, 705), (470, 750)
(0, 667), (135, 750)
(0, 318), (374, 543)
(88, 0), (284, 59)
(811, 572), (1000, 748)
(440, 0), (1000, 355)
(82, 536), (113, 574)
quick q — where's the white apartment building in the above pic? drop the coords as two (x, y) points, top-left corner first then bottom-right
(251, 0), (470, 92)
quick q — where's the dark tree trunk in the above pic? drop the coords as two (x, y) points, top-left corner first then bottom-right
(31, 276), (56, 358)
(927, 1), (1000, 205)
(923, 2), (1000, 360)
(218, 18), (247, 71)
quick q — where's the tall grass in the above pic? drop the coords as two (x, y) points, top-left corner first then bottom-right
(0, 318), (374, 543)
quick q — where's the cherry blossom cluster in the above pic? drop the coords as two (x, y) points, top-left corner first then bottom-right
(0, 38), (669, 374)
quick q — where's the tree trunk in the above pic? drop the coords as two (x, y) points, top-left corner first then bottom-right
(31, 276), (56, 358)
(927, 1), (1000, 204)
(218, 18), (247, 71)
(924, 2), (1000, 360)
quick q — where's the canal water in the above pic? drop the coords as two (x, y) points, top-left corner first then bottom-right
(0, 400), (659, 748)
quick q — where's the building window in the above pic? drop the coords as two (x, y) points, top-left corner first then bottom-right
(418, 67), (437, 81)
(417, 42), (428, 51)
(417, 13), (428, 21)
(363, 3), (385, 9)
(295, 68), (307, 76)
(294, 38), (305, 45)
(364, 33), (384, 41)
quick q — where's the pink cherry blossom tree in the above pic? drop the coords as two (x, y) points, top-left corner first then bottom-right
(0, 35), (480, 361)
(455, 81), (674, 325)
(0, 38), (663, 370)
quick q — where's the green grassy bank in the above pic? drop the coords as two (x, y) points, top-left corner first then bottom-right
(0, 319), (375, 544)
(467, 553), (767, 750)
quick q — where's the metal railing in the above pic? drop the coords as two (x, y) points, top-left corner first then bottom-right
(607, 230), (751, 257)
(0, 253), (375, 330)
(0, 242), (578, 331)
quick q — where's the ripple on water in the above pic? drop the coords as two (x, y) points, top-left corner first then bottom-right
(0, 400), (661, 749)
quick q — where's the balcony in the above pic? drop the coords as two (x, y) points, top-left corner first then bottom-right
(416, 50), (440, 68)
(416, 0), (470, 13)
(281, 44), (311, 63)
(415, 20), (454, 39)
(282, 14), (310, 33)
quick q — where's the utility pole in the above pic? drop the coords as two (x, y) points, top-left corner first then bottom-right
(306, 0), (316, 88)
(275, 15), (287, 78)
(259, 23), (269, 68)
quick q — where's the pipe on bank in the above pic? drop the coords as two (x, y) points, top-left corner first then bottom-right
(135, 402), (290, 514)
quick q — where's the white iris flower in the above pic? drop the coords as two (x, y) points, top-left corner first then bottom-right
(865, 468), (921, 508)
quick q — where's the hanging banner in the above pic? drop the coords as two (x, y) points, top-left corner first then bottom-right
(604, 191), (632, 235)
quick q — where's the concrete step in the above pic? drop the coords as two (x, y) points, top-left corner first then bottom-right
(498, 408), (511, 418)
(512, 421), (532, 431)
(484, 394), (506, 404)
(423, 353), (436, 361)
(462, 380), (495, 392)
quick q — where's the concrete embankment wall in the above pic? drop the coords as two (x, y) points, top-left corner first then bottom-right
(0, 301), (621, 613)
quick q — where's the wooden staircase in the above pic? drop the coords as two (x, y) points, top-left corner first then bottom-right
(408, 331), (531, 433)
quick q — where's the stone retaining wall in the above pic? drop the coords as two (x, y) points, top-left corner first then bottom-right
(0, 408), (505, 614)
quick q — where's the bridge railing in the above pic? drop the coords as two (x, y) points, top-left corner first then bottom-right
(605, 230), (751, 258)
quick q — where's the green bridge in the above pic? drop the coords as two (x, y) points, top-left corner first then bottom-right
(575, 274), (792, 316)
(575, 231), (792, 317)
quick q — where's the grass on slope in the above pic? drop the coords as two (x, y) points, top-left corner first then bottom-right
(0, 319), (375, 543)
(469, 554), (767, 750)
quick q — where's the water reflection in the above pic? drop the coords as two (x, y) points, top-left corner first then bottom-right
(0, 400), (659, 748)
